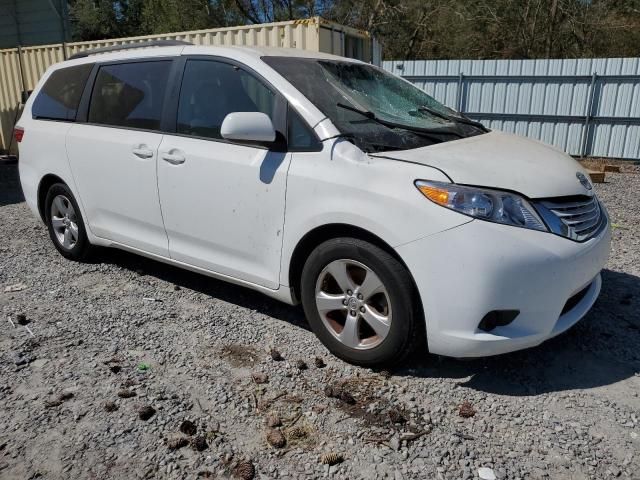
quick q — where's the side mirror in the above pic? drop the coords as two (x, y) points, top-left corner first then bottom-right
(220, 112), (276, 144)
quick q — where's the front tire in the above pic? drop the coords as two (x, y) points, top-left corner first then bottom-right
(300, 238), (424, 367)
(44, 183), (93, 261)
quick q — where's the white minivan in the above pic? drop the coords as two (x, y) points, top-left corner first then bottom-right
(16, 42), (611, 366)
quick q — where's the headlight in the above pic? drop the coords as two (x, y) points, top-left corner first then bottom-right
(415, 180), (547, 232)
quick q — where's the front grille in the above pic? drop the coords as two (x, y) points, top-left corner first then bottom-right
(534, 195), (607, 242)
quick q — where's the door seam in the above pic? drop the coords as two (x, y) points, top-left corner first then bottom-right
(154, 135), (171, 258)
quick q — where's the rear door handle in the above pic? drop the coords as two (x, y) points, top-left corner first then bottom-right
(162, 152), (185, 165)
(132, 146), (154, 159)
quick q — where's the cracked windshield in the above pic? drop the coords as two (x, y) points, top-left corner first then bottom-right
(263, 57), (486, 153)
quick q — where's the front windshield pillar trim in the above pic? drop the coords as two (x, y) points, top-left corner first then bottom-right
(313, 117), (341, 141)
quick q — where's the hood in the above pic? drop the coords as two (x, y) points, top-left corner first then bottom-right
(369, 130), (592, 199)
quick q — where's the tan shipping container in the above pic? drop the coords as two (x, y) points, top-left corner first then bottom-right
(0, 16), (380, 153)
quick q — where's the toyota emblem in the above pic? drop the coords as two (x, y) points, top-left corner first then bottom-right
(576, 172), (593, 191)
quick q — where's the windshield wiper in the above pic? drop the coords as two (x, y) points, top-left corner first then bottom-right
(337, 102), (377, 120)
(417, 105), (488, 132)
(322, 131), (405, 153)
(336, 102), (464, 139)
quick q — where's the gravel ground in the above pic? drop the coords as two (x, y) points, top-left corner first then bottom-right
(1, 163), (639, 480)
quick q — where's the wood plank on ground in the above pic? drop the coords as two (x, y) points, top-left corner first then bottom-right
(587, 170), (606, 183)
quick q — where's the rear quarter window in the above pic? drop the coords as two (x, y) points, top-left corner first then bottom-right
(32, 63), (93, 121)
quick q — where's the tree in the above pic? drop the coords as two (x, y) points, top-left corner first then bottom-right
(140, 0), (211, 33)
(68, 0), (640, 59)
(69, 0), (124, 40)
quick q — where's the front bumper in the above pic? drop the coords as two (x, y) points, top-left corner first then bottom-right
(396, 216), (611, 358)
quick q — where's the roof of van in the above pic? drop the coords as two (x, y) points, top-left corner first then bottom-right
(202, 46), (356, 61)
(59, 45), (360, 68)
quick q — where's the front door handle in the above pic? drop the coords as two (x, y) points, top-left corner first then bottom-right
(162, 152), (185, 165)
(132, 146), (154, 159)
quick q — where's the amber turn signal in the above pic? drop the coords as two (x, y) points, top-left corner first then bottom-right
(417, 183), (450, 206)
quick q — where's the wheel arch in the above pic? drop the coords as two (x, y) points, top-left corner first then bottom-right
(37, 174), (67, 222)
(287, 223), (422, 313)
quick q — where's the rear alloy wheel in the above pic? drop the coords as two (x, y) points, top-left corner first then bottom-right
(50, 194), (79, 250)
(301, 238), (424, 367)
(45, 183), (93, 261)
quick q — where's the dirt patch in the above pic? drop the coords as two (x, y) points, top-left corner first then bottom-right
(220, 344), (261, 368)
(325, 375), (398, 428)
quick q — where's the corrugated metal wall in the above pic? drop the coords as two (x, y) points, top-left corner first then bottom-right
(383, 58), (640, 160)
(0, 17), (377, 153)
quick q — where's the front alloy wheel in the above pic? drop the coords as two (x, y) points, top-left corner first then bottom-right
(315, 259), (392, 350)
(301, 238), (424, 367)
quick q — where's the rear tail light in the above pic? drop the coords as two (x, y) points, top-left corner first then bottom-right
(13, 127), (24, 143)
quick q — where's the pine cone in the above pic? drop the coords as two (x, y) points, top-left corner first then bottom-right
(287, 425), (308, 440)
(320, 452), (344, 466)
(314, 356), (326, 368)
(117, 389), (136, 398)
(44, 392), (74, 408)
(137, 405), (156, 421)
(266, 428), (286, 448)
(167, 434), (189, 450)
(269, 348), (283, 361)
(458, 401), (476, 418)
(191, 436), (208, 451)
(324, 383), (338, 398)
(265, 413), (282, 428)
(103, 401), (118, 412)
(295, 359), (308, 370)
(339, 390), (356, 405)
(179, 419), (197, 436)
(251, 372), (269, 384)
(388, 408), (407, 424)
(233, 460), (255, 480)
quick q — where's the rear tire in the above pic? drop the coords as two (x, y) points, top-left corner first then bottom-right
(300, 237), (424, 367)
(44, 183), (93, 261)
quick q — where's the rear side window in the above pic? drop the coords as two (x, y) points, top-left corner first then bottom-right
(32, 64), (93, 121)
(88, 61), (171, 130)
(177, 60), (276, 140)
